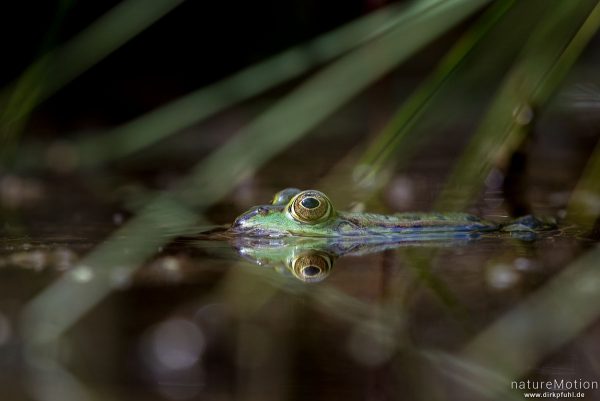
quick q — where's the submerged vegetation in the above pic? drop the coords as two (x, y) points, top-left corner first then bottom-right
(2, 0), (600, 399)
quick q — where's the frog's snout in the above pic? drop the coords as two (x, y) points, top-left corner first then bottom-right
(231, 212), (251, 228)
(231, 216), (244, 228)
(232, 206), (271, 228)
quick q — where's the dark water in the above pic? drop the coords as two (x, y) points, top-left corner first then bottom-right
(1, 209), (599, 401)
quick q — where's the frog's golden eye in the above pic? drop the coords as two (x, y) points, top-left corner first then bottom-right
(290, 252), (333, 282)
(288, 190), (333, 224)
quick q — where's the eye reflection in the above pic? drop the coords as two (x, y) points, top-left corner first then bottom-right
(289, 251), (334, 282)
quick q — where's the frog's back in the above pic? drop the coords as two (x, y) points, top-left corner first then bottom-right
(335, 211), (498, 236)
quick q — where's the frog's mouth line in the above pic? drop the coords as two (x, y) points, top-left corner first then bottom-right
(229, 226), (339, 238)
(228, 226), (291, 238)
(227, 225), (492, 239)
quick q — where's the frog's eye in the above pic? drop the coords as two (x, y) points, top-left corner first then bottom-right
(271, 188), (301, 206)
(290, 252), (333, 282)
(288, 190), (333, 224)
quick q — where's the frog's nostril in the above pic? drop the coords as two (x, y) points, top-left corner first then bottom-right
(232, 216), (246, 228)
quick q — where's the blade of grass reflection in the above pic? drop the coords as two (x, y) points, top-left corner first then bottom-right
(0, 0), (185, 155)
(235, 320), (291, 399)
(24, 352), (98, 401)
(214, 261), (400, 396)
(170, 264), (294, 400)
(423, 350), (524, 401)
(206, 256), (405, 367)
(435, 0), (600, 212)
(179, 251), (392, 337)
(455, 246), (600, 400)
(229, 262), (386, 326)
(566, 132), (600, 230)
(400, 248), (473, 329)
(21, 0), (491, 344)
(21, 196), (196, 343)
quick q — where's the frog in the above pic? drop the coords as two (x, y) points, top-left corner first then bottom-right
(222, 188), (556, 281)
(228, 188), (555, 239)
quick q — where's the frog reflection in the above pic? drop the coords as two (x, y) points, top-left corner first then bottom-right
(231, 234), (473, 282)
(232, 237), (334, 282)
(244, 246), (334, 282)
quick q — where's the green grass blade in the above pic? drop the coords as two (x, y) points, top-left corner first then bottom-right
(567, 140), (600, 228)
(564, 3), (600, 229)
(0, 0), (185, 155)
(435, 0), (600, 212)
(319, 0), (543, 208)
(357, 0), (517, 184)
(71, 3), (409, 166)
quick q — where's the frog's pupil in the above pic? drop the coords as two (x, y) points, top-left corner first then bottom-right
(303, 266), (321, 276)
(301, 197), (320, 209)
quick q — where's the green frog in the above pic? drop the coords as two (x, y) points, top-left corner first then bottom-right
(228, 188), (555, 239)
(224, 188), (556, 282)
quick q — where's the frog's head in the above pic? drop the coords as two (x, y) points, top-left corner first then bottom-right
(230, 188), (338, 237)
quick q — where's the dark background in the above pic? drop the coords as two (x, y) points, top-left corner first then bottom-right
(2, 0), (379, 131)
